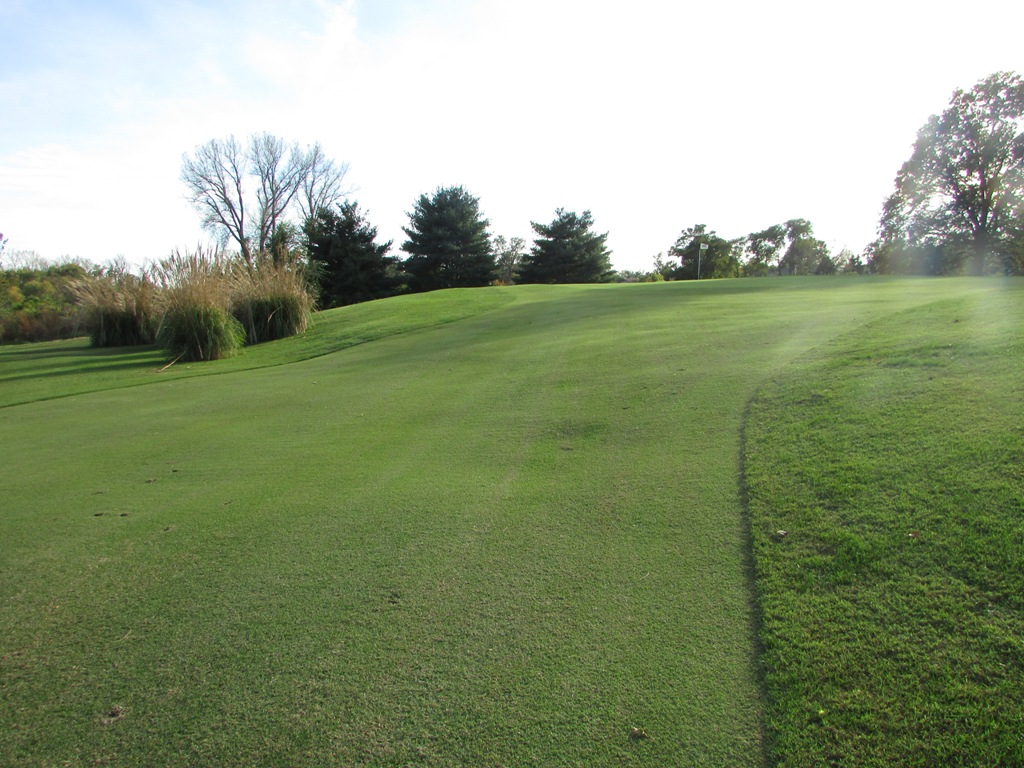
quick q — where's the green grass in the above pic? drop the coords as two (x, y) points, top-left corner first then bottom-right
(0, 288), (515, 408)
(745, 287), (1024, 766)
(1, 277), (1018, 766)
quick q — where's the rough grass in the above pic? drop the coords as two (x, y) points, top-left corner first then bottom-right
(1, 277), (1017, 766)
(745, 287), (1024, 766)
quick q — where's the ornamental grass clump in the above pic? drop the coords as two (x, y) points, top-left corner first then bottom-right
(152, 247), (244, 362)
(230, 251), (315, 345)
(74, 262), (160, 347)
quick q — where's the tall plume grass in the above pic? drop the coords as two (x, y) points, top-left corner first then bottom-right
(82, 244), (317, 363)
(73, 260), (159, 347)
(151, 247), (244, 362)
(230, 248), (315, 345)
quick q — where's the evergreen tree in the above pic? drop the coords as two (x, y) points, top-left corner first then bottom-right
(519, 209), (613, 284)
(401, 186), (495, 292)
(303, 202), (399, 308)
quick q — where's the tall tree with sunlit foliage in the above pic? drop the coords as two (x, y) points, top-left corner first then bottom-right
(876, 71), (1024, 274)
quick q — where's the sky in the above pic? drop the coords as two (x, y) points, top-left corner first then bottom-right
(2, 0), (1023, 273)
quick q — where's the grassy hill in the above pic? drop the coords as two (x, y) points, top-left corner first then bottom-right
(1, 277), (1019, 766)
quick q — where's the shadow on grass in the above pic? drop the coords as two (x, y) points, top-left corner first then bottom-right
(737, 390), (773, 768)
(0, 288), (517, 408)
(0, 357), (166, 383)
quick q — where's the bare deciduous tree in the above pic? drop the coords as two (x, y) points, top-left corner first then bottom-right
(2, 248), (50, 271)
(297, 143), (351, 223)
(181, 135), (250, 262)
(250, 133), (311, 257)
(181, 134), (348, 267)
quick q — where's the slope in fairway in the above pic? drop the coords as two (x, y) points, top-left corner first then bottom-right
(0, 278), (1006, 766)
(0, 288), (515, 409)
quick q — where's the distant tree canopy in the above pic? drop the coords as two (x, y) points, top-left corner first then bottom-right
(663, 219), (844, 279)
(303, 202), (400, 308)
(181, 133), (349, 266)
(401, 186), (496, 292)
(668, 225), (741, 280)
(1, 256), (93, 343)
(493, 235), (526, 285)
(519, 209), (613, 284)
(874, 71), (1024, 275)
(744, 224), (787, 276)
(778, 219), (832, 276)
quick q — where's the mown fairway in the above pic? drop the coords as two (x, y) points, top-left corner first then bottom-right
(0, 278), (1015, 766)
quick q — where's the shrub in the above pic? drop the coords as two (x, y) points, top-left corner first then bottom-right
(230, 251), (314, 345)
(0, 308), (78, 343)
(152, 248), (244, 362)
(0, 259), (89, 343)
(74, 263), (160, 347)
(157, 304), (245, 362)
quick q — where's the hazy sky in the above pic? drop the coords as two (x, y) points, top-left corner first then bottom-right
(2, 0), (1022, 272)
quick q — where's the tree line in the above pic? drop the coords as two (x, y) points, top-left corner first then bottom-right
(304, 189), (861, 297)
(179, 137), (616, 308)
(0, 251), (89, 343)
(185, 68), (1024, 310)
(645, 219), (863, 282)
(178, 134), (855, 310)
(658, 71), (1023, 281)
(661, 71), (1023, 279)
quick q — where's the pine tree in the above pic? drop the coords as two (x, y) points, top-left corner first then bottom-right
(401, 186), (495, 292)
(519, 209), (613, 284)
(303, 202), (399, 308)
